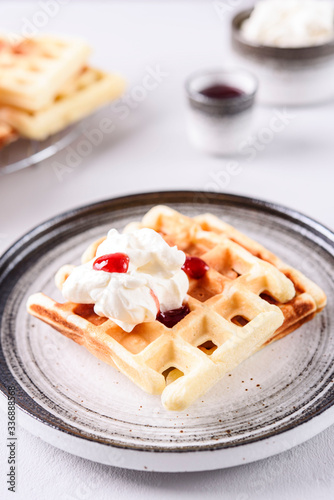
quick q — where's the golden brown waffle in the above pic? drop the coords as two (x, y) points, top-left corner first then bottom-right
(130, 206), (327, 343)
(0, 36), (91, 111)
(26, 206), (311, 411)
(0, 67), (125, 140)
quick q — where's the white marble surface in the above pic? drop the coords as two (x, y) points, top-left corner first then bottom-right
(0, 1), (334, 499)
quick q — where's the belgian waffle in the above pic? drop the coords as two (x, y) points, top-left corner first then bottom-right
(26, 206), (315, 411)
(0, 36), (91, 111)
(82, 205), (326, 344)
(136, 206), (326, 343)
(0, 67), (125, 140)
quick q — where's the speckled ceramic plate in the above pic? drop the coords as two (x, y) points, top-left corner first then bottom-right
(1, 192), (334, 472)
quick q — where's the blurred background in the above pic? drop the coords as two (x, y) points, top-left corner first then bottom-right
(1, 0), (333, 259)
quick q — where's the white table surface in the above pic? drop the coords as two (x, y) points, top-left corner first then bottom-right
(1, 1), (334, 499)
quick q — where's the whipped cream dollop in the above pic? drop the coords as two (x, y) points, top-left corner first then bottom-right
(62, 228), (189, 332)
(241, 0), (334, 48)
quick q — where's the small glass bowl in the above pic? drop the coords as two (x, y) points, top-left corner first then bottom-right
(185, 68), (258, 156)
(232, 8), (334, 106)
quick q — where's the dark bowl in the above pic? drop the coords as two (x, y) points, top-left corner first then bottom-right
(232, 8), (334, 62)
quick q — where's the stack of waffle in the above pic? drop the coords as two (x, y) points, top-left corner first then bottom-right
(0, 35), (125, 146)
(27, 207), (327, 411)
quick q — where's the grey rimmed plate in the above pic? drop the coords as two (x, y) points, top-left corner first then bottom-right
(1, 191), (334, 472)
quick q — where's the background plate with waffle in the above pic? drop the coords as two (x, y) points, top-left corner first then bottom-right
(0, 34), (125, 173)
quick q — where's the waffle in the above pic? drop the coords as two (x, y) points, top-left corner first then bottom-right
(131, 206), (327, 343)
(0, 36), (91, 111)
(0, 120), (18, 148)
(26, 207), (310, 412)
(0, 67), (126, 140)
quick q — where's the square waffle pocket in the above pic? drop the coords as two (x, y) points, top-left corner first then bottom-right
(25, 205), (321, 412)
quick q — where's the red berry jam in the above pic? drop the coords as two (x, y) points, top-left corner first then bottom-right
(199, 84), (243, 99)
(157, 304), (190, 328)
(93, 253), (129, 273)
(182, 256), (209, 279)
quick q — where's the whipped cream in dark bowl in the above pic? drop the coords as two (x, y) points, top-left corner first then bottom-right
(231, 1), (334, 105)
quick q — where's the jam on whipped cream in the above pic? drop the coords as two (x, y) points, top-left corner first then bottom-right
(61, 228), (189, 332)
(241, 0), (334, 48)
(93, 252), (130, 273)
